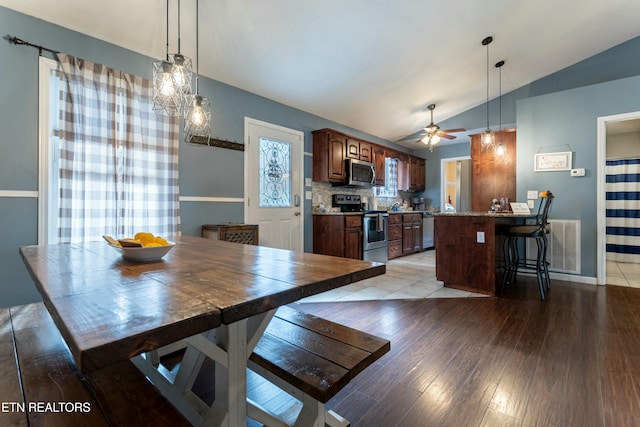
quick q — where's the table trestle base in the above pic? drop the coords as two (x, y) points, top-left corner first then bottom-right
(133, 309), (276, 426)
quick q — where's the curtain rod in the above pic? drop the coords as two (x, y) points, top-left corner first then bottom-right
(5, 35), (59, 55)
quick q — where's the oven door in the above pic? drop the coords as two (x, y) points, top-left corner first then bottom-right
(363, 213), (388, 251)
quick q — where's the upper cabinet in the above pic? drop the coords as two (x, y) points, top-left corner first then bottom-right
(470, 129), (516, 211)
(312, 128), (425, 191)
(312, 129), (347, 183)
(373, 145), (386, 187)
(346, 138), (373, 162)
(397, 154), (425, 192)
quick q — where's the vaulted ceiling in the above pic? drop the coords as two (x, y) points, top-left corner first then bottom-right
(3, 0), (640, 147)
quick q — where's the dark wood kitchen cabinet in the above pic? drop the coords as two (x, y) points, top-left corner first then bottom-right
(373, 145), (386, 186)
(313, 214), (362, 260)
(411, 157), (426, 191)
(387, 213), (403, 259)
(312, 129), (347, 183)
(346, 138), (373, 162)
(402, 213), (422, 254)
(470, 129), (516, 211)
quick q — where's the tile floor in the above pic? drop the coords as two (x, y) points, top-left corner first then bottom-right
(607, 260), (640, 288)
(299, 249), (490, 303)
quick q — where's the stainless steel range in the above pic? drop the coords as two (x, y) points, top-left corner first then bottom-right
(331, 194), (388, 263)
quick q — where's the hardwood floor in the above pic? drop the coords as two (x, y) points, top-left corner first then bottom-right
(286, 277), (640, 427)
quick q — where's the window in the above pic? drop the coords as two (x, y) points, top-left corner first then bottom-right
(39, 55), (181, 244)
(375, 157), (398, 197)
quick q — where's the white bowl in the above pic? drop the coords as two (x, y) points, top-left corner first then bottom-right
(109, 242), (175, 262)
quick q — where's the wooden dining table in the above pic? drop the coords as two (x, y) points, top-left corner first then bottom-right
(20, 235), (385, 426)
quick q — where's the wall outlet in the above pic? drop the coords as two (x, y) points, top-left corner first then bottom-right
(527, 190), (538, 199)
(477, 231), (485, 243)
(528, 200), (535, 209)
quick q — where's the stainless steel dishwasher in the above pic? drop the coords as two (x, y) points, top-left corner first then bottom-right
(422, 212), (434, 249)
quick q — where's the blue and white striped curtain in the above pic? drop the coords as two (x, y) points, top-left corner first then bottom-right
(606, 158), (640, 262)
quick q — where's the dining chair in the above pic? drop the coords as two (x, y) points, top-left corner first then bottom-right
(502, 190), (554, 300)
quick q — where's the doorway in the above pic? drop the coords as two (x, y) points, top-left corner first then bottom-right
(597, 112), (640, 286)
(440, 156), (471, 212)
(244, 118), (304, 251)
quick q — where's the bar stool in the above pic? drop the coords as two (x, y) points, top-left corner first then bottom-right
(502, 191), (554, 300)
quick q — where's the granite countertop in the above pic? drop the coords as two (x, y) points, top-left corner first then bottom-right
(312, 211), (363, 216)
(433, 211), (535, 217)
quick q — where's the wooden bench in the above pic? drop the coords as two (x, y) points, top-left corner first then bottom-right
(0, 303), (190, 427)
(248, 305), (391, 427)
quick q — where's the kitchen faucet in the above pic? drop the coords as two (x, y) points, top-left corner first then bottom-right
(391, 201), (400, 211)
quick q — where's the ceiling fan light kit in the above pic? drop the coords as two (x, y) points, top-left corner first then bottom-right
(418, 103), (465, 152)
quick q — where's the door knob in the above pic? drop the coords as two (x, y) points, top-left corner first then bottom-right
(294, 211), (301, 216)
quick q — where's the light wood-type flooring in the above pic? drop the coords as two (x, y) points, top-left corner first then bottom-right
(283, 277), (640, 426)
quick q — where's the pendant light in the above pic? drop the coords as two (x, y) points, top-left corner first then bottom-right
(494, 60), (507, 158)
(480, 36), (495, 150)
(153, 0), (181, 116)
(184, 0), (211, 141)
(169, 0), (192, 111)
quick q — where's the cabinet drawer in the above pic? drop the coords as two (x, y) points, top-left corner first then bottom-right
(388, 214), (402, 224)
(403, 213), (422, 223)
(388, 224), (402, 241)
(388, 240), (403, 259)
(344, 215), (362, 228)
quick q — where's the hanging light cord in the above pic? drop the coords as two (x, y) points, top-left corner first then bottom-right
(195, 0), (200, 94)
(485, 39), (490, 129)
(499, 63), (502, 131)
(177, 0), (182, 54)
(165, 0), (169, 60)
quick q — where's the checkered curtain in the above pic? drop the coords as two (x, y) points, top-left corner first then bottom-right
(56, 53), (181, 243)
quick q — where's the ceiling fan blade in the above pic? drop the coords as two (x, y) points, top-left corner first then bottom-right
(440, 134), (457, 140)
(440, 128), (466, 133)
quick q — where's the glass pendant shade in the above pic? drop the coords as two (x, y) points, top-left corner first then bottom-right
(430, 134), (441, 145)
(184, 94), (211, 140)
(481, 129), (495, 147)
(495, 141), (506, 157)
(152, 60), (182, 116)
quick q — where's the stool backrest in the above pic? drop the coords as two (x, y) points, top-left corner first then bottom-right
(537, 190), (554, 227)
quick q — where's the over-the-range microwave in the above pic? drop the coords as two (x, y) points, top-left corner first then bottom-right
(335, 158), (376, 187)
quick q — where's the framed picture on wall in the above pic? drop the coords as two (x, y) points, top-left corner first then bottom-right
(534, 151), (573, 172)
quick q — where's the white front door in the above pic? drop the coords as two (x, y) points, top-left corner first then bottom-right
(244, 118), (303, 251)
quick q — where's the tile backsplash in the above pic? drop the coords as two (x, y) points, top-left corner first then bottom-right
(311, 182), (402, 211)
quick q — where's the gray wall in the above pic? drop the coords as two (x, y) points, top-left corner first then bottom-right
(3, 5), (640, 306)
(0, 6), (407, 308)
(516, 74), (640, 278)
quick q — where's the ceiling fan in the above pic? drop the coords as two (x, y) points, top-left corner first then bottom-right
(417, 104), (466, 150)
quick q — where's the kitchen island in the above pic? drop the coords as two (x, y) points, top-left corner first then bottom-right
(434, 212), (535, 296)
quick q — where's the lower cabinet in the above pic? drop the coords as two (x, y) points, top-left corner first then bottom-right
(402, 213), (423, 255)
(387, 214), (403, 260)
(313, 215), (362, 260)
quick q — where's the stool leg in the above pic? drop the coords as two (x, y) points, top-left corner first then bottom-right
(501, 235), (512, 293)
(535, 237), (546, 300)
(542, 233), (551, 290)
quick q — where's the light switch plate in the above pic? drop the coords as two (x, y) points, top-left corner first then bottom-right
(527, 190), (538, 199)
(477, 231), (485, 243)
(305, 178), (312, 187)
(305, 191), (312, 200)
